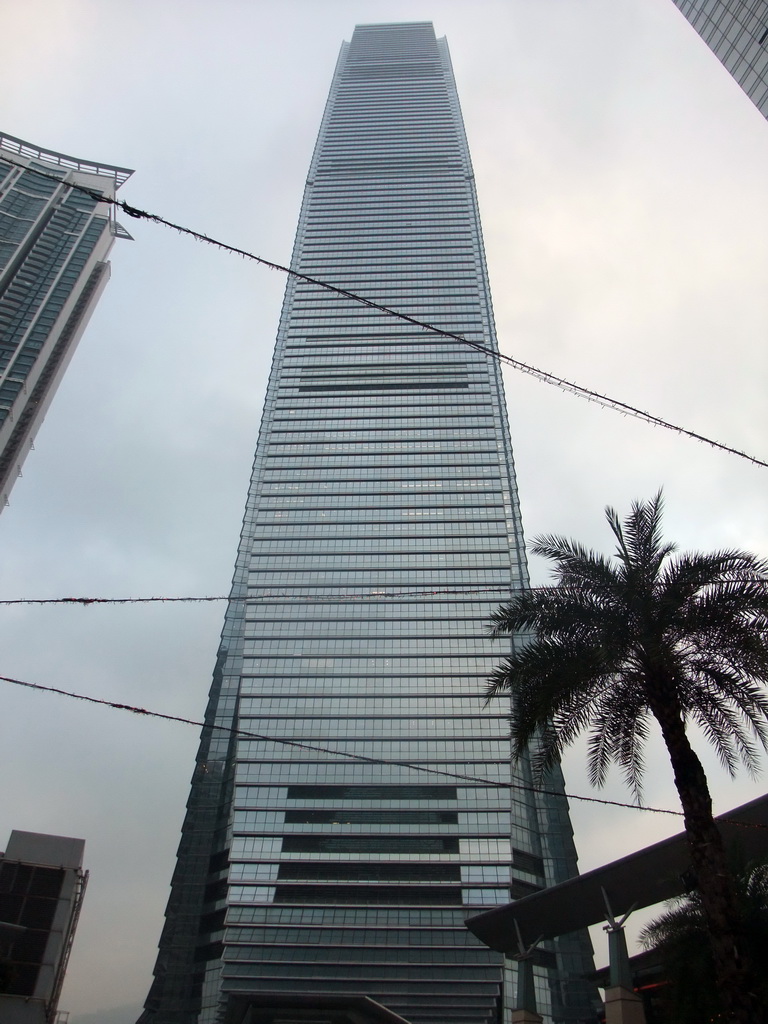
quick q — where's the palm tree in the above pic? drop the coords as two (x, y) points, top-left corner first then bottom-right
(639, 861), (768, 1023)
(485, 492), (768, 1023)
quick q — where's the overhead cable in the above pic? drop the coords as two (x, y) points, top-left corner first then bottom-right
(4, 669), (766, 832)
(29, 168), (766, 470)
(0, 587), (519, 606)
(2, 578), (763, 607)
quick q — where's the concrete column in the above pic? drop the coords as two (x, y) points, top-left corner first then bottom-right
(603, 985), (646, 1024)
(505, 926), (545, 1024)
(602, 893), (645, 1024)
(510, 1010), (543, 1024)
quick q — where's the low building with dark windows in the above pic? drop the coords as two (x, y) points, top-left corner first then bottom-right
(0, 830), (88, 1024)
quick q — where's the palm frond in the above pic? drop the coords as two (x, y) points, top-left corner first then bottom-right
(487, 494), (768, 839)
(486, 493), (768, 1020)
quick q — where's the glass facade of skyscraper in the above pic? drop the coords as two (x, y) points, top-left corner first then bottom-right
(0, 134), (133, 508)
(141, 23), (595, 1024)
(670, 0), (768, 116)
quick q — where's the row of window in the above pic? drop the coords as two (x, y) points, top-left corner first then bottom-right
(243, 597), (505, 614)
(234, 764), (511, 785)
(252, 497), (507, 511)
(309, 183), (470, 197)
(285, 333), (485, 345)
(305, 187), (466, 200)
(14, 168), (62, 196)
(281, 809), (459, 824)
(262, 461), (501, 477)
(249, 523), (506, 539)
(236, 720), (506, 741)
(247, 561), (512, 577)
(252, 508), (506, 523)
(236, 739), (511, 761)
(319, 120), (456, 133)
(230, 808), (511, 831)
(271, 396), (493, 413)
(291, 366), (480, 379)
(286, 357), (484, 368)
(247, 556), (512, 572)
(321, 102), (454, 116)
(267, 415), (493, 429)
(0, 204), (104, 408)
(262, 464), (501, 480)
(231, 835), (512, 857)
(237, 697), (495, 714)
(247, 542), (506, 557)
(302, 218), (472, 233)
(269, 403), (497, 420)
(227, 885), (509, 911)
(265, 440), (497, 453)
(237, 655), (505, 671)
(6, 223), (103, 379)
(300, 232), (474, 247)
(231, 794), (512, 813)
(226, 903), (491, 927)
(235, 669), (507, 688)
(244, 571), (513, 587)
(224, 926), (483, 946)
(295, 250), (476, 265)
(240, 654), (502, 671)
(224, 944), (498, 964)
(238, 683), (502, 701)
(242, 621), (502, 637)
(250, 553), (509, 570)
(259, 480), (504, 493)
(264, 438), (501, 450)
(292, 267), (480, 283)
(279, 365), (487, 379)
(0, 211), (79, 334)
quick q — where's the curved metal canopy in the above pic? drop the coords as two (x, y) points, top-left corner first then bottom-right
(466, 793), (768, 952)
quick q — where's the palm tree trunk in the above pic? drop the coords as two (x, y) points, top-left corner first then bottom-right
(650, 696), (759, 1022)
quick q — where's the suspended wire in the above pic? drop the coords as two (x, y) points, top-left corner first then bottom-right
(3, 670), (766, 832)
(0, 587), (518, 607)
(29, 168), (766, 470)
(3, 578), (763, 607)
(0, 595), (227, 606)
(12, 185), (764, 825)
(0, 671), (679, 814)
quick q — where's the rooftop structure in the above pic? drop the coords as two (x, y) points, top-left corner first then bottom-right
(0, 133), (133, 508)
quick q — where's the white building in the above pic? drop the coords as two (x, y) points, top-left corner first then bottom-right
(0, 133), (132, 508)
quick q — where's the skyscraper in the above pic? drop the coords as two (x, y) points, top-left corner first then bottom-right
(0, 133), (133, 508)
(141, 23), (594, 1024)
(669, 0), (768, 117)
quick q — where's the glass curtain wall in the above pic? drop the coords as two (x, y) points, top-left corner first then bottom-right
(140, 22), (595, 1024)
(0, 136), (132, 506)
(669, 0), (768, 117)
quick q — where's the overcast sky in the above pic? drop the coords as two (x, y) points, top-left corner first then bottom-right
(1, 2), (766, 1021)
